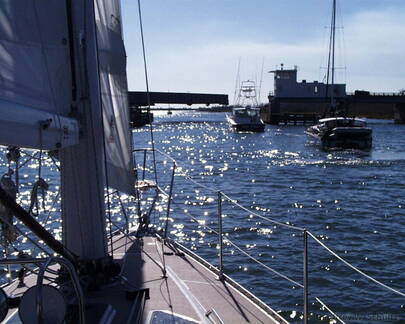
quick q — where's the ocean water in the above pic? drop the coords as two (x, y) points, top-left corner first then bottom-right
(134, 111), (405, 323)
(0, 111), (404, 323)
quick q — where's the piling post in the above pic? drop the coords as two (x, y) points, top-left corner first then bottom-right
(303, 230), (309, 324)
(217, 191), (224, 281)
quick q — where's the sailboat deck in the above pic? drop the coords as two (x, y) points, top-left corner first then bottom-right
(109, 233), (286, 323)
(2, 234), (286, 323)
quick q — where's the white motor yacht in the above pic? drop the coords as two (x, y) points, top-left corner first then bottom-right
(227, 106), (265, 132)
(306, 117), (372, 150)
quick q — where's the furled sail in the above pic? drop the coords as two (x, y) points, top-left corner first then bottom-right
(95, 0), (135, 195)
(0, 1), (78, 150)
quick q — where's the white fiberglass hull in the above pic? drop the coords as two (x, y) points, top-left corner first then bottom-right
(227, 114), (265, 133)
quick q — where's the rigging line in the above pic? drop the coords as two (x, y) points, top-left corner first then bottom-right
(153, 148), (176, 163)
(220, 192), (305, 232)
(132, 144), (142, 220)
(225, 239), (303, 288)
(176, 205), (220, 236)
(115, 192), (129, 234)
(42, 190), (60, 226)
(49, 155), (60, 172)
(324, 0), (334, 110)
(152, 236), (164, 266)
(183, 174), (218, 194)
(331, 0), (337, 91)
(16, 153), (39, 170)
(307, 231), (405, 298)
(7, 221), (51, 256)
(137, 0), (159, 186)
(336, 1), (348, 85)
(315, 297), (346, 324)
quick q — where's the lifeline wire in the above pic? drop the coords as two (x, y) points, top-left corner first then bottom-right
(315, 297), (346, 324)
(221, 192), (305, 232)
(225, 238), (303, 288)
(308, 231), (405, 298)
(134, 148), (405, 301)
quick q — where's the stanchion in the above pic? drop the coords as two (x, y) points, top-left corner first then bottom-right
(217, 191), (224, 281)
(303, 230), (309, 324)
(163, 162), (176, 238)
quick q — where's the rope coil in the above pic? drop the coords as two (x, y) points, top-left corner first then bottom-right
(29, 178), (49, 216)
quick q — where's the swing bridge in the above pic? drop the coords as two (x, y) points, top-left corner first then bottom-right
(128, 91), (229, 108)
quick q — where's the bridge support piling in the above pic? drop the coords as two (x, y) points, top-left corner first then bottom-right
(394, 103), (405, 124)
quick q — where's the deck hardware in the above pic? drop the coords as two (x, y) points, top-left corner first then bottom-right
(206, 308), (225, 324)
(0, 288), (8, 322)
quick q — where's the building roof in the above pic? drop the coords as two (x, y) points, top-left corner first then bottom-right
(268, 69), (297, 73)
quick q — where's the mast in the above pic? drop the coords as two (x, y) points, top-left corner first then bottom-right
(233, 58), (241, 106)
(258, 58), (265, 104)
(330, 0), (337, 110)
(60, 0), (108, 260)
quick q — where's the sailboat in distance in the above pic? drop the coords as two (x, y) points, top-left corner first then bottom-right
(0, 1), (284, 323)
(305, 0), (372, 150)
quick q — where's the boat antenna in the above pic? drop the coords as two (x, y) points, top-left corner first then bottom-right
(233, 58), (241, 106)
(137, 0), (158, 186)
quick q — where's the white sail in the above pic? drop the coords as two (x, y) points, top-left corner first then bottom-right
(0, 0), (133, 193)
(0, 1), (78, 149)
(95, 0), (135, 195)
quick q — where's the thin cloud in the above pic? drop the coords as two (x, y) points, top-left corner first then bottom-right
(127, 7), (405, 97)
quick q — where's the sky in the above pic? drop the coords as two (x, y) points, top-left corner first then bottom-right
(120, 0), (405, 104)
